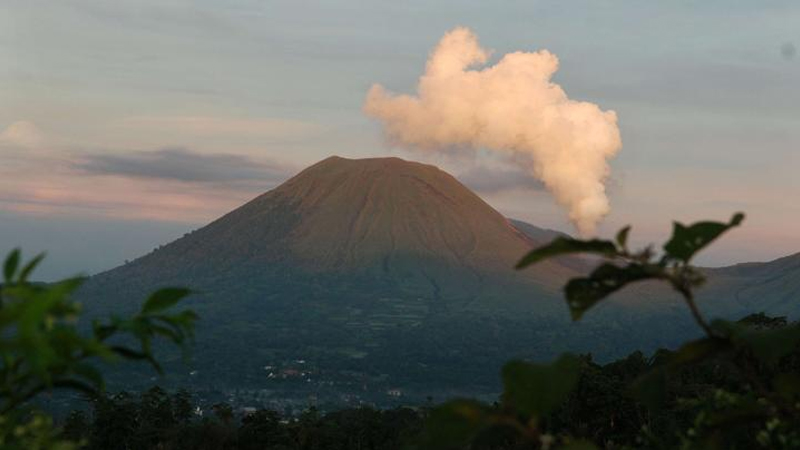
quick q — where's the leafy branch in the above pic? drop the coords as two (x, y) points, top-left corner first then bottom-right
(516, 212), (800, 446)
(0, 249), (197, 415)
(517, 212), (744, 331)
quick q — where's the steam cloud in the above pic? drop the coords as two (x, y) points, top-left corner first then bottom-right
(364, 27), (622, 235)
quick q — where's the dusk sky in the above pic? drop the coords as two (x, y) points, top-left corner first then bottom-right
(2, 0), (799, 280)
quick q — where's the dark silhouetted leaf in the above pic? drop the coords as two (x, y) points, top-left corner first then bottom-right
(615, 225), (631, 249)
(109, 346), (150, 361)
(4, 248), (20, 282)
(564, 263), (660, 320)
(501, 354), (581, 417)
(141, 288), (191, 315)
(663, 213), (744, 262)
(516, 237), (618, 269)
(18, 253), (46, 283)
(72, 363), (105, 390)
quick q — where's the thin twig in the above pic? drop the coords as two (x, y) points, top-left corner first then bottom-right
(678, 287), (714, 337)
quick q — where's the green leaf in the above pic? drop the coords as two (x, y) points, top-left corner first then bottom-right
(18, 253), (46, 283)
(417, 399), (489, 449)
(47, 276), (85, 298)
(4, 248), (21, 283)
(501, 354), (581, 417)
(159, 310), (199, 330)
(615, 225), (631, 249)
(564, 263), (660, 320)
(109, 345), (150, 361)
(72, 363), (105, 391)
(141, 287), (191, 315)
(0, 255), (199, 414)
(663, 213), (744, 262)
(516, 237), (618, 269)
(150, 323), (181, 341)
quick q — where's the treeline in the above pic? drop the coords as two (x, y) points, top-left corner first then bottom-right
(61, 387), (422, 450)
(61, 314), (800, 449)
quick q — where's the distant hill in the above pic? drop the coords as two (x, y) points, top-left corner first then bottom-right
(508, 219), (569, 243)
(77, 156), (796, 405)
(697, 253), (800, 318)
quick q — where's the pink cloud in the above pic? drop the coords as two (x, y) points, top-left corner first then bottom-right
(0, 121), (45, 148)
(0, 120), (290, 223)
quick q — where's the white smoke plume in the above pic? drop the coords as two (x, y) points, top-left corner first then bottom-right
(364, 27), (622, 235)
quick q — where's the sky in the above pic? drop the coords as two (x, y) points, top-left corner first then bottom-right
(1, 0), (799, 280)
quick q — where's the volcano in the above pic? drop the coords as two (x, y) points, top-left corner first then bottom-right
(88, 156), (577, 303)
(77, 156), (709, 401)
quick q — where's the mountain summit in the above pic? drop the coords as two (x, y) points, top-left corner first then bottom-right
(253, 156), (539, 271)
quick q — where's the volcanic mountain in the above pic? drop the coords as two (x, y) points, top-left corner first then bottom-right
(88, 156), (576, 304)
(76, 156), (737, 400)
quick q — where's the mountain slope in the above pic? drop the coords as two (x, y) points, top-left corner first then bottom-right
(699, 253), (800, 317)
(508, 219), (569, 243)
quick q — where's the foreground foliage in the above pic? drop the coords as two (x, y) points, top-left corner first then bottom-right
(58, 322), (800, 450)
(62, 386), (421, 450)
(0, 250), (196, 449)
